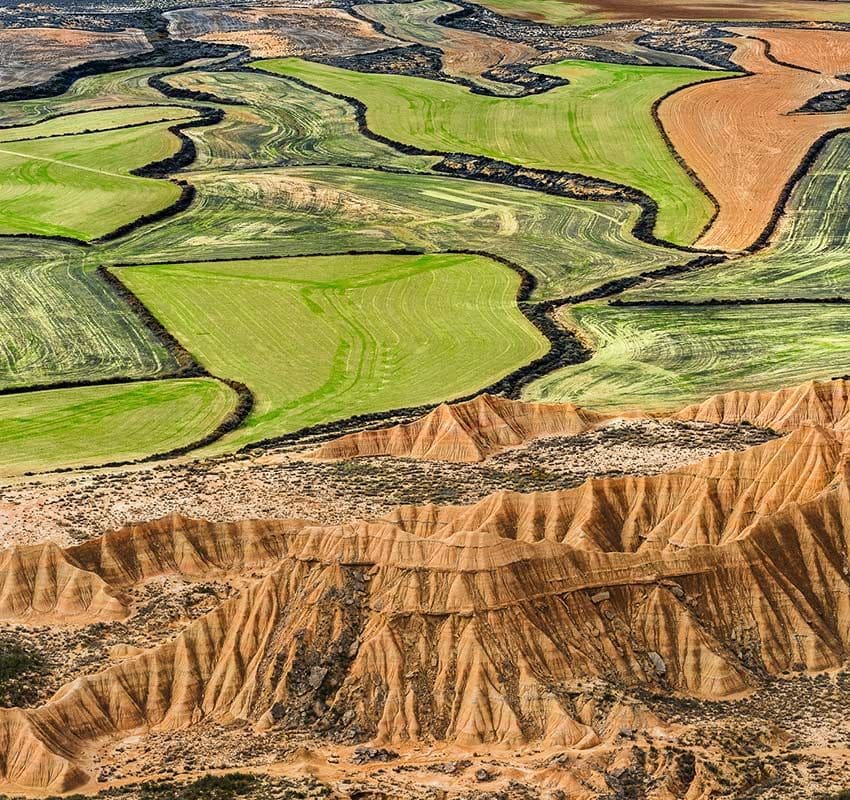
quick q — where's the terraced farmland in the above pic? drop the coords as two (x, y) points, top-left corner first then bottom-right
(106, 165), (690, 299)
(116, 253), (548, 449)
(623, 133), (850, 302)
(525, 302), (850, 411)
(0, 113), (196, 240)
(257, 57), (724, 246)
(0, 378), (236, 476)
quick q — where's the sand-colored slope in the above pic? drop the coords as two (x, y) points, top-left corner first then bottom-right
(385, 424), (842, 550)
(0, 514), (310, 623)
(675, 377), (850, 431)
(5, 416), (850, 789)
(310, 394), (614, 462)
(312, 378), (850, 464)
(659, 29), (850, 252)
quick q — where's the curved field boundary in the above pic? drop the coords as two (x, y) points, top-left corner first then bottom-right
(254, 68), (715, 254)
(1, 378), (242, 477)
(659, 32), (850, 252)
(746, 124), (850, 253)
(255, 57), (727, 245)
(0, 107), (221, 243)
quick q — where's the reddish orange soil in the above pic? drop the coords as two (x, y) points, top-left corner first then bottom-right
(509, 0), (850, 23)
(659, 29), (850, 252)
(744, 26), (850, 75)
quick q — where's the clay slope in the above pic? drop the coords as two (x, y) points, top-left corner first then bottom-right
(0, 513), (310, 623)
(309, 393), (613, 462)
(5, 427), (850, 790)
(675, 377), (850, 431)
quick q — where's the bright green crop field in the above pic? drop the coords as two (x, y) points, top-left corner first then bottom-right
(623, 133), (850, 302)
(105, 165), (689, 299)
(160, 70), (437, 172)
(116, 252), (548, 450)
(0, 378), (236, 475)
(256, 57), (726, 246)
(0, 117), (191, 240)
(0, 104), (196, 142)
(524, 302), (850, 411)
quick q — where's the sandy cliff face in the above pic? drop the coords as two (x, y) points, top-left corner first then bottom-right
(2, 400), (850, 791)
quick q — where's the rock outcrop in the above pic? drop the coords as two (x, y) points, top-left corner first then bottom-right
(308, 394), (614, 462)
(674, 377), (850, 431)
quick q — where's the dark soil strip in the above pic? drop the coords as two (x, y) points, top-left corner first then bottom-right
(0, 103), (198, 133)
(432, 154), (703, 253)
(549, 254), (728, 306)
(746, 124), (850, 253)
(649, 74), (747, 244)
(93, 107), (225, 244)
(148, 72), (250, 107)
(269, 70), (712, 254)
(752, 35), (821, 75)
(795, 89), (850, 114)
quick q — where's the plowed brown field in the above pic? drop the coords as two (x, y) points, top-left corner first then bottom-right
(659, 29), (850, 252)
(739, 26), (850, 75)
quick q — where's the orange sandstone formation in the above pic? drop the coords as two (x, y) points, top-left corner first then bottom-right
(3, 419), (850, 790)
(309, 393), (614, 462)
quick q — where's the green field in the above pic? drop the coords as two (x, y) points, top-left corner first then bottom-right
(0, 117), (192, 240)
(623, 133), (850, 302)
(0, 104), (196, 142)
(0, 246), (178, 390)
(0, 378), (236, 475)
(105, 165), (688, 300)
(524, 302), (850, 411)
(116, 253), (548, 449)
(160, 70), (437, 172)
(256, 57), (725, 246)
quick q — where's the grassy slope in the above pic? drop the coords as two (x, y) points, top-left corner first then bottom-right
(0, 378), (236, 476)
(624, 133), (850, 302)
(256, 57), (723, 246)
(0, 105), (196, 142)
(0, 120), (187, 240)
(108, 165), (687, 300)
(524, 302), (850, 411)
(117, 253), (548, 449)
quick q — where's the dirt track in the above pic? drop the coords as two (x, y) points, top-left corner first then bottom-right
(659, 29), (850, 252)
